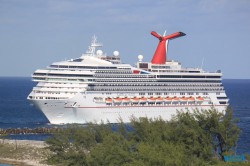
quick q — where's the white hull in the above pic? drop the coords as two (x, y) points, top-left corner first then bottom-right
(31, 96), (227, 124)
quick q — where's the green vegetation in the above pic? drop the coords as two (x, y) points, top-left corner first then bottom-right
(45, 107), (248, 166)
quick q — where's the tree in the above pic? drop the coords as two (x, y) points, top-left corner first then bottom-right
(189, 107), (241, 159)
(45, 107), (241, 166)
(168, 110), (214, 161)
(211, 107), (241, 158)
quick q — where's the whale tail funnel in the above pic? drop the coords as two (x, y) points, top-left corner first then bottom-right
(151, 31), (186, 64)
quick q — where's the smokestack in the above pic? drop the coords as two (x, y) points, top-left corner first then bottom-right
(151, 31), (186, 64)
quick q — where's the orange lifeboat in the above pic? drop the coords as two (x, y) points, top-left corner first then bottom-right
(172, 96), (179, 101)
(105, 98), (112, 103)
(187, 96), (195, 105)
(172, 97), (179, 104)
(188, 96), (195, 101)
(165, 97), (172, 101)
(123, 97), (131, 102)
(140, 97), (147, 102)
(180, 96), (188, 101)
(114, 97), (122, 103)
(131, 97), (140, 103)
(156, 97), (164, 104)
(196, 96), (204, 104)
(196, 96), (204, 101)
(156, 97), (164, 101)
(148, 97), (156, 101)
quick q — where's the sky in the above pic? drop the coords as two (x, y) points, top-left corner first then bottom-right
(0, 0), (250, 79)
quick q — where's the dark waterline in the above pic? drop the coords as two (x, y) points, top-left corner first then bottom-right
(0, 77), (249, 154)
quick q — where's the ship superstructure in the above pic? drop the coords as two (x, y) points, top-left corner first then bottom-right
(28, 31), (228, 124)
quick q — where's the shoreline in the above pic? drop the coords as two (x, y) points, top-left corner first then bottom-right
(0, 139), (49, 166)
(0, 158), (36, 166)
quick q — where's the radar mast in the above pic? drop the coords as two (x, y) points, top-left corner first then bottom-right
(85, 35), (103, 56)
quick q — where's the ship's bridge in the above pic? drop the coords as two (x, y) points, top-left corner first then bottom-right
(137, 60), (187, 72)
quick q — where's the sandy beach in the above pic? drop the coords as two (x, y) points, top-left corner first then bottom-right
(0, 139), (50, 166)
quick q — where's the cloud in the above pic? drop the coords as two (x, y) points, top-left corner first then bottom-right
(198, 0), (227, 13)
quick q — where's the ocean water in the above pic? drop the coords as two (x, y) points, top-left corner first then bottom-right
(223, 79), (250, 154)
(0, 77), (249, 154)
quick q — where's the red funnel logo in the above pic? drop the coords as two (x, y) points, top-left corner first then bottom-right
(151, 31), (186, 64)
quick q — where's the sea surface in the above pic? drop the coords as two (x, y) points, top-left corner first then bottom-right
(0, 77), (249, 154)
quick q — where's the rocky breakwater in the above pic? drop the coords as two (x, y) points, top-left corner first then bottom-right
(0, 127), (61, 135)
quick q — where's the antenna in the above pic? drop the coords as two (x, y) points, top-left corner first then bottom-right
(201, 57), (205, 69)
(163, 30), (167, 36)
(85, 35), (103, 56)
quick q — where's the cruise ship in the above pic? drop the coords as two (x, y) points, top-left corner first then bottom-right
(28, 31), (229, 124)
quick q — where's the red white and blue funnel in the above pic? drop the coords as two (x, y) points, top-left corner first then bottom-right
(151, 31), (186, 64)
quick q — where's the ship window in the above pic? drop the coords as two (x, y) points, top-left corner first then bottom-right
(72, 58), (82, 62)
(33, 73), (47, 76)
(139, 63), (148, 69)
(206, 76), (221, 78)
(50, 65), (59, 68)
(188, 71), (200, 73)
(219, 101), (227, 104)
(187, 93), (194, 95)
(217, 97), (228, 99)
(59, 65), (68, 68)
